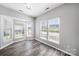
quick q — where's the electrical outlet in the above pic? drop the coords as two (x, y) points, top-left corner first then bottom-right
(71, 49), (77, 54)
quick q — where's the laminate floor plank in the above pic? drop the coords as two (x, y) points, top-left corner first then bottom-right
(0, 40), (69, 56)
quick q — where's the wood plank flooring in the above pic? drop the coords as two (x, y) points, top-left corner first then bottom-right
(0, 40), (69, 56)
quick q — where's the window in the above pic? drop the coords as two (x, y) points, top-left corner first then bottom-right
(39, 17), (60, 44)
(40, 20), (47, 40)
(2, 16), (13, 43)
(3, 18), (12, 42)
(48, 18), (60, 44)
(14, 20), (24, 39)
(26, 21), (33, 37)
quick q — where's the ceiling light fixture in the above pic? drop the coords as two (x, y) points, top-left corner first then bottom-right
(26, 5), (31, 9)
(45, 7), (50, 11)
(18, 10), (23, 12)
(25, 3), (31, 10)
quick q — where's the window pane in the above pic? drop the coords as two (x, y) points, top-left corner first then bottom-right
(14, 21), (24, 39)
(48, 18), (60, 44)
(40, 20), (47, 40)
(27, 21), (33, 37)
(3, 18), (12, 42)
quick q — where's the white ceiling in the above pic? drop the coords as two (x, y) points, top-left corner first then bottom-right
(0, 3), (63, 17)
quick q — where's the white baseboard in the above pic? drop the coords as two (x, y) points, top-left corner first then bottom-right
(35, 38), (75, 56)
(0, 38), (75, 56)
(0, 38), (34, 50)
(0, 41), (13, 50)
(0, 39), (26, 50)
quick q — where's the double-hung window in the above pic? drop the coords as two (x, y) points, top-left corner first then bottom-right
(39, 17), (60, 44)
(48, 18), (60, 44)
(40, 20), (48, 40)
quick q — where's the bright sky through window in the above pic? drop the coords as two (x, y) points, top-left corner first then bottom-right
(49, 18), (59, 25)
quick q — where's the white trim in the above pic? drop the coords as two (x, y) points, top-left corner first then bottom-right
(0, 38), (34, 50)
(0, 39), (26, 50)
(35, 38), (75, 56)
(0, 41), (13, 50)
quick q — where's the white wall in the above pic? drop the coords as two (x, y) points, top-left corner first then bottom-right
(0, 5), (34, 49)
(35, 3), (79, 56)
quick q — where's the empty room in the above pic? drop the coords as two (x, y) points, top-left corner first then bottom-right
(0, 2), (79, 56)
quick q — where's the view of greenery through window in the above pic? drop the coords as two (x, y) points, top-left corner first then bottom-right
(40, 21), (47, 40)
(14, 21), (33, 39)
(48, 18), (60, 44)
(4, 19), (12, 40)
(40, 18), (60, 44)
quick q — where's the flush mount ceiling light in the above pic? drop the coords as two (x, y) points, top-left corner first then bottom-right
(45, 7), (50, 11)
(0, 3), (64, 17)
(18, 10), (23, 12)
(25, 3), (31, 10)
(26, 5), (31, 9)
